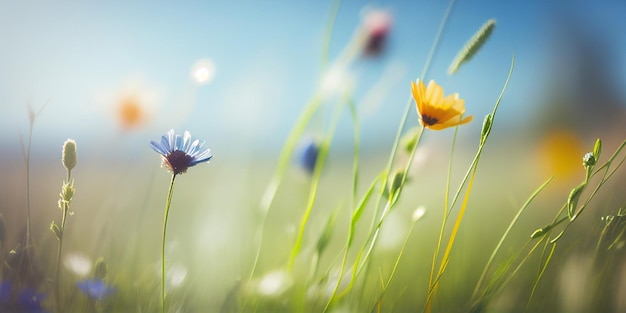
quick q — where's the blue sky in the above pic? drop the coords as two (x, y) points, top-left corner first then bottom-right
(0, 0), (624, 159)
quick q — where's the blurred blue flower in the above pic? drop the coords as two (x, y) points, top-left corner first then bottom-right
(18, 289), (49, 313)
(298, 138), (320, 174)
(150, 129), (213, 175)
(77, 279), (116, 301)
(0, 280), (10, 303)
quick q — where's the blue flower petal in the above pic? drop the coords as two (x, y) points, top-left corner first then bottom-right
(18, 289), (47, 311)
(194, 149), (213, 163)
(77, 279), (116, 301)
(182, 131), (192, 152)
(150, 140), (167, 156)
(188, 139), (201, 155)
(166, 129), (176, 150)
(298, 138), (320, 173)
(150, 130), (213, 175)
(0, 280), (11, 302)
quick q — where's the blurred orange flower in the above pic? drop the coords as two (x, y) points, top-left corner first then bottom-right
(411, 80), (473, 130)
(103, 77), (161, 131)
(118, 95), (144, 129)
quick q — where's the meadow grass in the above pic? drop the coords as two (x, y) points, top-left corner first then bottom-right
(1, 1), (626, 313)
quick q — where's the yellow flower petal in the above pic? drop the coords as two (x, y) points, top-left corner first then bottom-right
(429, 115), (473, 130)
(411, 80), (472, 130)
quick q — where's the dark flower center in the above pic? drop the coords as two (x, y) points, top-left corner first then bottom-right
(421, 114), (439, 126)
(364, 32), (387, 56)
(164, 150), (194, 174)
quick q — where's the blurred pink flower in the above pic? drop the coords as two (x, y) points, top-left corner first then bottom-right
(361, 8), (392, 57)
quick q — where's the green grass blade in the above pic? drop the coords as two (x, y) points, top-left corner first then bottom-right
(471, 177), (553, 301)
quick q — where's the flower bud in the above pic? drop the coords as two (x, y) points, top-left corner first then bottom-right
(50, 221), (62, 240)
(567, 183), (585, 220)
(582, 152), (595, 168)
(480, 114), (493, 145)
(62, 139), (77, 172)
(592, 138), (602, 161)
(60, 180), (75, 204)
(94, 257), (108, 280)
(388, 169), (405, 200)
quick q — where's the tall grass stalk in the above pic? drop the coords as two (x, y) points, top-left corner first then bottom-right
(322, 1), (457, 309)
(425, 160), (479, 312)
(322, 174), (382, 313)
(521, 139), (626, 309)
(424, 53), (514, 312)
(359, 0), (459, 288)
(249, 0), (341, 280)
(470, 177), (553, 304)
(317, 96), (362, 312)
(288, 93), (346, 270)
(19, 101), (48, 279)
(53, 180), (73, 312)
(465, 139), (626, 311)
(348, 97), (360, 217)
(366, 0), (457, 237)
(355, 126), (424, 275)
(426, 121), (460, 302)
(526, 239), (557, 310)
(53, 138), (77, 312)
(326, 126), (423, 309)
(373, 207), (425, 307)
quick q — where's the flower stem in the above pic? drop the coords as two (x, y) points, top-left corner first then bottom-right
(288, 94), (345, 270)
(55, 176), (72, 312)
(356, 126), (424, 276)
(54, 218), (65, 311)
(21, 100), (48, 265)
(161, 174), (177, 313)
(20, 119), (36, 281)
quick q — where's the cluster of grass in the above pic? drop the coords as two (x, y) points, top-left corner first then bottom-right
(1, 1), (625, 313)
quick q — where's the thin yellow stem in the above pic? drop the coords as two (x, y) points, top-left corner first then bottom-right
(425, 166), (477, 312)
(428, 125), (460, 291)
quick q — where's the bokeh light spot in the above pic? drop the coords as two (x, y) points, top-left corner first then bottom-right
(191, 59), (216, 85)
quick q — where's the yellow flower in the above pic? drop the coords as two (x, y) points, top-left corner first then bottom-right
(536, 129), (584, 183)
(411, 80), (473, 130)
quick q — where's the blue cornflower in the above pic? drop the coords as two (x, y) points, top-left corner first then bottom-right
(77, 279), (116, 301)
(18, 289), (49, 313)
(0, 280), (10, 303)
(150, 129), (213, 175)
(298, 137), (320, 174)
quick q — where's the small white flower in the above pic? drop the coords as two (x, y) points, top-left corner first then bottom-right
(64, 252), (92, 277)
(412, 206), (426, 222)
(257, 270), (292, 296)
(167, 264), (188, 290)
